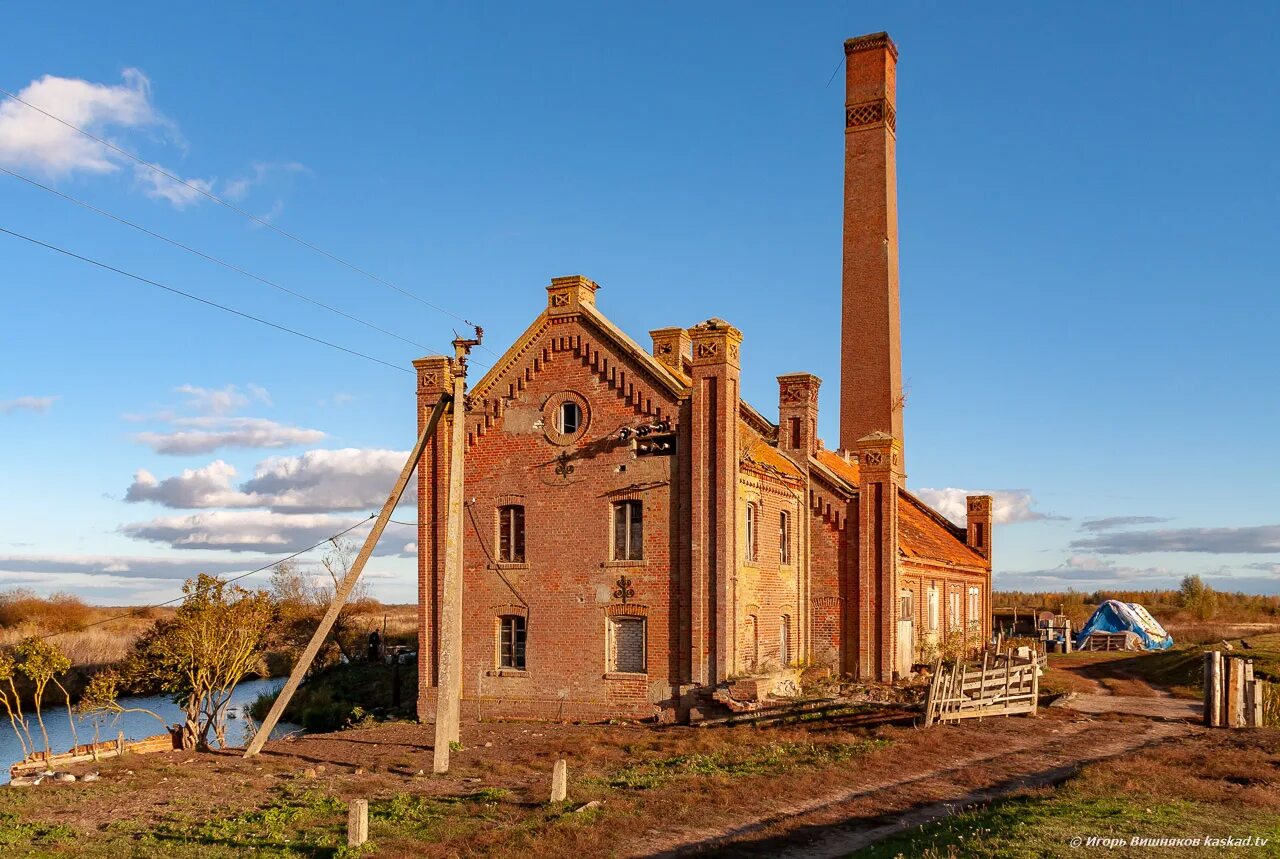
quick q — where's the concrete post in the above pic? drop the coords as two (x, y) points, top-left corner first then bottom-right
(551, 759), (568, 803)
(347, 799), (368, 846)
(433, 368), (468, 774)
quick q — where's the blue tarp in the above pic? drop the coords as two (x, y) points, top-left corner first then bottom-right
(1075, 600), (1175, 650)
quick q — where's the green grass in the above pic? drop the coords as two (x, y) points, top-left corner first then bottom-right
(859, 793), (1280, 859)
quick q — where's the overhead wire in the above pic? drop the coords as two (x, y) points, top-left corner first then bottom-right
(0, 165), (441, 355)
(0, 225), (413, 375)
(0, 85), (499, 357)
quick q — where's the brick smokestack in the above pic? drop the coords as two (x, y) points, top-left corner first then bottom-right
(839, 32), (903, 453)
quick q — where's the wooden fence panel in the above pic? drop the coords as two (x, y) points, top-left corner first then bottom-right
(924, 655), (1040, 726)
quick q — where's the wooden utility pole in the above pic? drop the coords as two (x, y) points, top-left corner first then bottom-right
(243, 393), (452, 757)
(433, 330), (480, 774)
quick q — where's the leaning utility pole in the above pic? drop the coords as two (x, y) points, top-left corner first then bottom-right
(433, 329), (480, 774)
(243, 393), (449, 757)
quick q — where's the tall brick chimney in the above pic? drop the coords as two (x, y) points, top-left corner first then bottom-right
(839, 32), (904, 454)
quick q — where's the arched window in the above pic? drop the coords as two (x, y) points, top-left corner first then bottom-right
(745, 502), (758, 563)
(558, 401), (582, 435)
(779, 510), (791, 565)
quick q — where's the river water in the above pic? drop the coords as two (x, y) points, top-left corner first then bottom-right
(1, 677), (300, 783)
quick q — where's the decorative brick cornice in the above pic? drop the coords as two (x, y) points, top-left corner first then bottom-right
(547, 275), (599, 317)
(688, 318), (743, 370)
(844, 31), (898, 60)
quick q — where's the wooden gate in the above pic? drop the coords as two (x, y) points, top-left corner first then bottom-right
(923, 653), (1039, 726)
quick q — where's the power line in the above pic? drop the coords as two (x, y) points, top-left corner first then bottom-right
(0, 165), (441, 356)
(0, 225), (413, 375)
(34, 515), (375, 642)
(0, 86), (490, 338)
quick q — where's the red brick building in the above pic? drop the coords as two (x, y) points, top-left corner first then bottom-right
(415, 32), (991, 722)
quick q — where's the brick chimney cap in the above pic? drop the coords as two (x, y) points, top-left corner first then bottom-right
(549, 274), (599, 291)
(844, 32), (898, 59)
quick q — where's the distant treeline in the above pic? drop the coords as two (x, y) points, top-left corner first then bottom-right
(995, 576), (1280, 625)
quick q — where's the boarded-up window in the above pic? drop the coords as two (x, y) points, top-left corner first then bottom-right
(609, 616), (646, 673)
(948, 591), (961, 632)
(779, 614), (791, 666)
(928, 587), (939, 632)
(744, 614), (759, 671)
(613, 500), (643, 561)
(498, 505), (525, 563)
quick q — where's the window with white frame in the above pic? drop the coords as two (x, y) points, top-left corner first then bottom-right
(968, 586), (981, 631)
(558, 400), (582, 435)
(948, 590), (961, 632)
(928, 587), (939, 633)
(745, 502), (758, 563)
(612, 500), (643, 561)
(779, 510), (791, 565)
(779, 614), (791, 666)
(608, 616), (646, 673)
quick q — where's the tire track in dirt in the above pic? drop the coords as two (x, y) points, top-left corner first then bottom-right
(630, 718), (1190, 858)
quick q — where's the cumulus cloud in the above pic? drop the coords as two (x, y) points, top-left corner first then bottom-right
(1071, 524), (1280, 555)
(0, 69), (219, 208)
(136, 417), (325, 455)
(121, 510), (353, 552)
(0, 395), (58, 414)
(125, 460), (260, 508)
(124, 448), (407, 512)
(914, 488), (1054, 526)
(1079, 516), (1171, 532)
(241, 448), (409, 513)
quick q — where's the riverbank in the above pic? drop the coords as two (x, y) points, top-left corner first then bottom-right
(0, 677), (298, 784)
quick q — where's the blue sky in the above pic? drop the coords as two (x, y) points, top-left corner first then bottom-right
(2, 2), (1278, 605)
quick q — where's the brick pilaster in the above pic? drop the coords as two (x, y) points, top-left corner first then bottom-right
(777, 373), (821, 462)
(854, 431), (903, 681)
(687, 318), (742, 686)
(413, 355), (454, 721)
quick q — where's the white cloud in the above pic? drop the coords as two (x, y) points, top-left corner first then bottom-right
(121, 510), (352, 552)
(1071, 524), (1280, 555)
(223, 161), (307, 202)
(133, 162), (213, 208)
(174, 383), (269, 416)
(0, 69), (218, 208)
(0, 69), (160, 176)
(0, 551), (274, 581)
(994, 554), (1174, 591)
(0, 395), (58, 414)
(135, 417), (325, 455)
(241, 448), (409, 513)
(915, 487), (1053, 526)
(124, 448), (407, 513)
(125, 460), (260, 508)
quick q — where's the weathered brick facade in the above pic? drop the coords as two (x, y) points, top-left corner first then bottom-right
(416, 32), (992, 723)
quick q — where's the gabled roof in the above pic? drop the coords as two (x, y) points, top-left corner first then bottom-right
(469, 299), (690, 402)
(897, 488), (988, 569)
